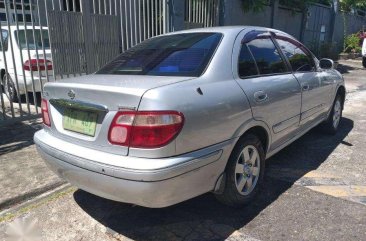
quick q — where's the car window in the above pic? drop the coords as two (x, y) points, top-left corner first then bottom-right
(13, 13), (32, 23)
(0, 13), (6, 22)
(15, 30), (50, 50)
(246, 37), (288, 75)
(97, 33), (222, 77)
(0, 30), (8, 51)
(276, 38), (315, 72)
(238, 44), (258, 78)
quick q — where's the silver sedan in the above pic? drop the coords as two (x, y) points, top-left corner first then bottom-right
(34, 26), (345, 208)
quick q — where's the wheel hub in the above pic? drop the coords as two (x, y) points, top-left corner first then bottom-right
(243, 164), (252, 176)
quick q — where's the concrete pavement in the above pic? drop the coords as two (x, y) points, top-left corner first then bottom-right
(0, 119), (64, 210)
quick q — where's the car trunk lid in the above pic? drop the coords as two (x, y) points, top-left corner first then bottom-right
(43, 74), (194, 156)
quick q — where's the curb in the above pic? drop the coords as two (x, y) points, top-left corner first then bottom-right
(0, 180), (67, 211)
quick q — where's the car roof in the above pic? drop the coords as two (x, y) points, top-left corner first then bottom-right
(163, 26), (296, 41)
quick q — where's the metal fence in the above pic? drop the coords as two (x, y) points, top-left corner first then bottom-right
(0, 0), (175, 122)
(184, 0), (219, 29)
(0, 0), (46, 121)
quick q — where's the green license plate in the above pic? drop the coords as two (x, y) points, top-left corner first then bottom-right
(63, 109), (98, 136)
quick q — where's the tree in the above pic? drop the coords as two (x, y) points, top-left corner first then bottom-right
(339, 0), (366, 12)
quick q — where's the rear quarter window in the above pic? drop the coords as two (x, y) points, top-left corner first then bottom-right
(97, 33), (222, 77)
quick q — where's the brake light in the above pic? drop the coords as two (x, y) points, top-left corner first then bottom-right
(24, 59), (53, 71)
(108, 111), (184, 148)
(41, 99), (51, 126)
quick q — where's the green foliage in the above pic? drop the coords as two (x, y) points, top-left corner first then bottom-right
(344, 33), (362, 53)
(340, 0), (366, 12)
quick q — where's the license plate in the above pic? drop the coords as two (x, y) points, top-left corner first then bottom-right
(63, 109), (98, 136)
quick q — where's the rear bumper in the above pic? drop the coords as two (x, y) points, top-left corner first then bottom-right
(11, 74), (55, 95)
(34, 130), (234, 207)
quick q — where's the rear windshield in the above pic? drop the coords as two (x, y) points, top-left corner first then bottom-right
(15, 30), (50, 50)
(96, 32), (222, 77)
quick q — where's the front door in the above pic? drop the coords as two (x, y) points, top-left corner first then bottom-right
(274, 35), (332, 127)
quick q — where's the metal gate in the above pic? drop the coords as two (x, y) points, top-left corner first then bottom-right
(47, 10), (85, 76)
(303, 3), (333, 55)
(47, 7), (120, 76)
(184, 0), (220, 29)
(0, 0), (174, 123)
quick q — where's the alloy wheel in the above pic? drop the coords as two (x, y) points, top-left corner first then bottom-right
(235, 145), (261, 195)
(333, 99), (341, 129)
(3, 74), (15, 101)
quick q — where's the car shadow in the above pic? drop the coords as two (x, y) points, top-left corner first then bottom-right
(73, 117), (354, 241)
(18, 92), (42, 107)
(0, 118), (42, 156)
(336, 63), (358, 74)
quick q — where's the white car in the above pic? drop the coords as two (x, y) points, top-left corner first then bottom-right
(0, 25), (53, 102)
(363, 38), (366, 68)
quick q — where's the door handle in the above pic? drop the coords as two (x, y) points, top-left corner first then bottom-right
(254, 91), (268, 103)
(302, 84), (310, 91)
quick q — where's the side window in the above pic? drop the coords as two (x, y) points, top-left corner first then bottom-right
(247, 37), (288, 75)
(0, 30), (8, 51)
(238, 44), (258, 78)
(276, 38), (315, 72)
(0, 13), (6, 21)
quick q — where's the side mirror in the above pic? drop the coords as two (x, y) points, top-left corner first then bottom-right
(319, 58), (334, 70)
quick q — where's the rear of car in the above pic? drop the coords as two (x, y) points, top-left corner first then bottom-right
(34, 31), (236, 207)
(17, 28), (53, 93)
(0, 26), (53, 97)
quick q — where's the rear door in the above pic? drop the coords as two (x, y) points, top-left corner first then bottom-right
(274, 35), (331, 127)
(233, 30), (302, 150)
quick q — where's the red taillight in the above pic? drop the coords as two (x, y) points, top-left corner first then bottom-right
(24, 59), (53, 71)
(41, 99), (51, 126)
(108, 111), (184, 148)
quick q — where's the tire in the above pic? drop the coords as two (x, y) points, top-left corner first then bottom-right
(3, 73), (18, 103)
(363, 57), (366, 68)
(322, 95), (343, 135)
(215, 134), (265, 207)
